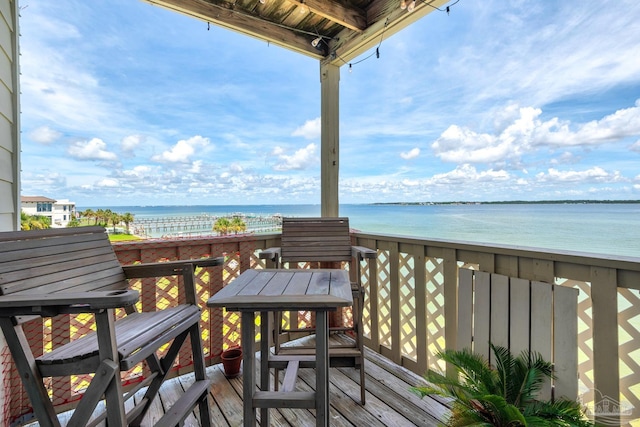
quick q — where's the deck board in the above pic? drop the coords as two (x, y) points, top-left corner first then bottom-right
(26, 336), (448, 426)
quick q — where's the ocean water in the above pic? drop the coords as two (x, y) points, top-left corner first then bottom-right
(89, 203), (640, 258)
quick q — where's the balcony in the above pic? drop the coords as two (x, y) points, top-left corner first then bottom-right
(4, 231), (640, 426)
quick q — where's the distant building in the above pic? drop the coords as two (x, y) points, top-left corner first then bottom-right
(21, 196), (77, 228)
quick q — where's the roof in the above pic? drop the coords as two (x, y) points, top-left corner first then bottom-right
(144, 0), (449, 63)
(21, 196), (57, 203)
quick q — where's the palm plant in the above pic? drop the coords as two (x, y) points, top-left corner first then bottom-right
(108, 211), (122, 233)
(213, 217), (231, 235)
(20, 211), (51, 230)
(80, 208), (95, 225)
(95, 208), (106, 226)
(121, 212), (135, 234)
(413, 343), (592, 427)
(230, 216), (247, 234)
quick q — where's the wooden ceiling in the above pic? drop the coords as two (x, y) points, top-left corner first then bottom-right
(144, 0), (449, 64)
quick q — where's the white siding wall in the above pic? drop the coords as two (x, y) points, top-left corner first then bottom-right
(0, 0), (17, 233)
(0, 0), (19, 423)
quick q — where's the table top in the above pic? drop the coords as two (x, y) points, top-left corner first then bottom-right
(207, 269), (352, 311)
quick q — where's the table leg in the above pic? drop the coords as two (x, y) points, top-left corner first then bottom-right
(260, 310), (270, 427)
(241, 311), (256, 427)
(315, 310), (329, 427)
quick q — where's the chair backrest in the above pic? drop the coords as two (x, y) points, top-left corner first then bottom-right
(457, 268), (579, 401)
(0, 226), (127, 324)
(280, 217), (352, 264)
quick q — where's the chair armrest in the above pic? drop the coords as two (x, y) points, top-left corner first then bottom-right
(0, 290), (140, 317)
(122, 257), (224, 279)
(259, 247), (281, 262)
(352, 246), (377, 260)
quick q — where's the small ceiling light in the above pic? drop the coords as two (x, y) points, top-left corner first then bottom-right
(400, 0), (407, 9)
(311, 37), (322, 47)
(259, 0), (265, 3)
(407, 0), (416, 12)
(299, 2), (308, 13)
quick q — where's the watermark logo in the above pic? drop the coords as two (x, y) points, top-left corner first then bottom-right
(580, 389), (635, 426)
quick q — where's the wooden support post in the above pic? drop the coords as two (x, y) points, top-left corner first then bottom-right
(320, 61), (340, 218)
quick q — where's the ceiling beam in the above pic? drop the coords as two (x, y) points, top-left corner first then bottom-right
(328, 0), (449, 64)
(145, 0), (326, 58)
(291, 0), (366, 32)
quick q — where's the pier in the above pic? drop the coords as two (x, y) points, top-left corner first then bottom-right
(131, 214), (282, 238)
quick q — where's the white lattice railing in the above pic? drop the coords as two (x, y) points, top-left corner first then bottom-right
(2, 231), (639, 426)
(351, 231), (640, 427)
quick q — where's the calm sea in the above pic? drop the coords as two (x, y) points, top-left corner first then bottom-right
(87, 203), (640, 258)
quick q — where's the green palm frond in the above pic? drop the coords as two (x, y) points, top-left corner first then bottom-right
(511, 350), (553, 407)
(413, 369), (474, 400)
(437, 348), (501, 395)
(523, 400), (592, 427)
(414, 344), (592, 427)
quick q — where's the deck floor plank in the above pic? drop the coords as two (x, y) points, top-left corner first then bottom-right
(257, 353), (356, 427)
(208, 365), (244, 426)
(25, 336), (448, 427)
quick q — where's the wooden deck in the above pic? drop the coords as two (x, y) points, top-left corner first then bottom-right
(27, 336), (449, 427)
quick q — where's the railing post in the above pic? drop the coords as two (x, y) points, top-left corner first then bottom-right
(442, 248), (458, 378)
(590, 266), (619, 425)
(389, 241), (401, 365)
(413, 245), (427, 375)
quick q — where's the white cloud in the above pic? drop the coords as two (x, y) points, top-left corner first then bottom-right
(531, 100), (640, 147)
(122, 165), (153, 177)
(535, 167), (623, 183)
(432, 124), (513, 163)
(152, 135), (210, 163)
(121, 135), (145, 152)
(273, 143), (317, 171)
(431, 164), (511, 184)
(30, 126), (62, 145)
(432, 102), (640, 164)
(400, 147), (420, 160)
(189, 160), (203, 173)
(292, 118), (321, 140)
(96, 178), (120, 187)
(229, 163), (244, 174)
(68, 138), (117, 161)
(630, 140), (640, 152)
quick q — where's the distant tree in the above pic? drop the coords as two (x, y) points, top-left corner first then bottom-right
(109, 212), (122, 233)
(230, 217), (247, 234)
(121, 212), (135, 234)
(213, 217), (231, 235)
(95, 209), (106, 226)
(67, 217), (81, 227)
(21, 212), (51, 230)
(80, 208), (96, 225)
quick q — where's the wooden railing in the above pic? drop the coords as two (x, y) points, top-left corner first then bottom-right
(351, 231), (640, 426)
(3, 231), (639, 425)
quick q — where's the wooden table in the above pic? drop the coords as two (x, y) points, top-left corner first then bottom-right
(207, 268), (353, 427)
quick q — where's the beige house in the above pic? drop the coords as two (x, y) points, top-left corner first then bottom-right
(21, 196), (77, 228)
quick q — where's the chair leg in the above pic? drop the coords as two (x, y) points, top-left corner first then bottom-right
(130, 329), (190, 426)
(273, 311), (283, 391)
(189, 322), (212, 427)
(355, 287), (366, 405)
(94, 310), (127, 426)
(0, 319), (61, 427)
(359, 356), (366, 405)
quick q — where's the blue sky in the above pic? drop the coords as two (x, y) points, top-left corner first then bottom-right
(18, 0), (640, 206)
